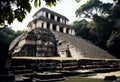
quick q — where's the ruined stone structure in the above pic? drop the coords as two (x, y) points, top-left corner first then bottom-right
(27, 8), (75, 35)
(9, 7), (115, 59)
(9, 28), (58, 57)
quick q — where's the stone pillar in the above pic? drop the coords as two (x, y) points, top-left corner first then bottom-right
(55, 15), (57, 21)
(63, 27), (66, 34)
(36, 21), (39, 27)
(50, 23), (53, 30)
(43, 22), (47, 29)
(48, 13), (51, 19)
(39, 21), (42, 28)
(69, 29), (72, 35)
(66, 20), (69, 24)
(36, 20), (41, 28)
(72, 29), (75, 35)
(56, 25), (60, 32)
(62, 19), (65, 24)
(60, 18), (62, 23)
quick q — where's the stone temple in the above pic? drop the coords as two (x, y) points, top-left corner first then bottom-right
(9, 7), (115, 59)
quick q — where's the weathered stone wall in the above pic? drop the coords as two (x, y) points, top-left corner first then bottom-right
(9, 28), (59, 57)
(57, 40), (70, 57)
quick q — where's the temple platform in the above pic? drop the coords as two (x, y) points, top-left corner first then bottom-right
(11, 57), (120, 72)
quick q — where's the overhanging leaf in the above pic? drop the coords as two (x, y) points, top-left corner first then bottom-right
(34, 0), (38, 8)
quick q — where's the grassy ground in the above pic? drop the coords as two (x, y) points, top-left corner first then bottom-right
(58, 76), (108, 82)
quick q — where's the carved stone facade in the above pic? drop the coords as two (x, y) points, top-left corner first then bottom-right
(9, 28), (58, 57)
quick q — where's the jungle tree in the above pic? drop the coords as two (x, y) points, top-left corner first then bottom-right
(75, 0), (113, 48)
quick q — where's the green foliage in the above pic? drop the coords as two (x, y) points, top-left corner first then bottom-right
(0, 0), (59, 26)
(73, 20), (99, 45)
(75, 0), (113, 18)
(0, 25), (23, 44)
(107, 29), (120, 58)
(75, 0), (114, 45)
(0, 0), (31, 25)
(113, 0), (120, 4)
(111, 4), (120, 19)
(34, 0), (39, 7)
(45, 0), (57, 7)
(73, 19), (89, 37)
(0, 27), (14, 43)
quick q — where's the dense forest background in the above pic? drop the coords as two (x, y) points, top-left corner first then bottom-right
(73, 0), (120, 58)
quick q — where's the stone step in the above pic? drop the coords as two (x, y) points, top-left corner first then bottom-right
(13, 69), (33, 74)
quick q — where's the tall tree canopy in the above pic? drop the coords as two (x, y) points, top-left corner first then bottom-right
(75, 0), (113, 19)
(0, 0), (59, 26)
(0, 25), (24, 44)
(73, 19), (89, 38)
(75, 0), (113, 47)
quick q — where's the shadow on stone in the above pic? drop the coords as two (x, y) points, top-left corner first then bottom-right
(0, 74), (15, 81)
(104, 75), (117, 81)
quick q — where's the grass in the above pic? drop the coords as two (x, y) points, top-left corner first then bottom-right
(58, 76), (108, 82)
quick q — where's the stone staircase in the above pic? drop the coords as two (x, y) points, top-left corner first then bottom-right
(52, 31), (115, 59)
